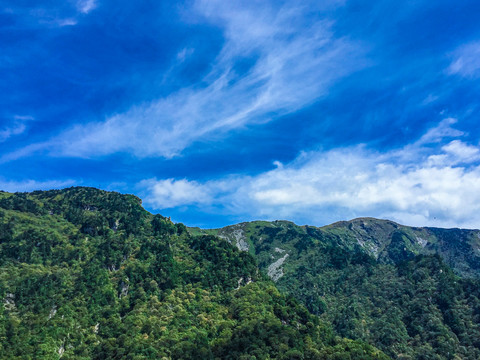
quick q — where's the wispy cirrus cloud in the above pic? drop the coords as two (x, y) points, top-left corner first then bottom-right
(0, 123), (26, 143)
(448, 40), (480, 78)
(77, 0), (97, 14)
(56, 18), (78, 27)
(0, 116), (33, 143)
(0, 179), (75, 193)
(15, 0), (365, 159)
(1, 1), (97, 29)
(141, 118), (480, 229)
(416, 117), (465, 144)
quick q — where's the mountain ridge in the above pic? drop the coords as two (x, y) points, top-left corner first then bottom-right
(0, 187), (389, 359)
(188, 216), (480, 279)
(2, 187), (480, 359)
(188, 215), (480, 358)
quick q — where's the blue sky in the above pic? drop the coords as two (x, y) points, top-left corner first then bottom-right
(2, 0), (480, 229)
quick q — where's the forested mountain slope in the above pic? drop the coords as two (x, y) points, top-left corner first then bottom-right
(191, 219), (480, 359)
(0, 187), (387, 359)
(191, 218), (480, 278)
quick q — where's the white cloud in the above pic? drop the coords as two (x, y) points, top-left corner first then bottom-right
(442, 140), (480, 160)
(13, 115), (35, 121)
(77, 0), (97, 14)
(0, 143), (48, 164)
(447, 40), (480, 78)
(421, 94), (439, 106)
(176, 48), (194, 62)
(0, 116), (33, 142)
(427, 140), (480, 166)
(0, 179), (75, 193)
(416, 117), (464, 145)
(0, 124), (26, 143)
(4, 4), (91, 29)
(30, 0), (364, 159)
(140, 178), (213, 208)
(141, 119), (480, 229)
(57, 18), (78, 27)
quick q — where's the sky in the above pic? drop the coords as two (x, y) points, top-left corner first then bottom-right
(1, 0), (480, 229)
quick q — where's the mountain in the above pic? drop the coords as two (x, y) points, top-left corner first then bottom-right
(3, 187), (480, 359)
(190, 218), (480, 359)
(0, 187), (387, 359)
(190, 218), (480, 278)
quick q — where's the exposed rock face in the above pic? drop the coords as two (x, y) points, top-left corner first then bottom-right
(236, 237), (249, 252)
(3, 293), (15, 311)
(58, 344), (65, 358)
(217, 224), (250, 251)
(48, 305), (57, 320)
(267, 253), (289, 282)
(235, 277), (253, 290)
(415, 236), (428, 248)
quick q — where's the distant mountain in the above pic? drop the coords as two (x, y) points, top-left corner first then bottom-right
(190, 217), (480, 278)
(0, 187), (386, 359)
(189, 218), (480, 359)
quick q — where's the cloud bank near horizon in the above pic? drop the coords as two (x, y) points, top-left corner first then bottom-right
(141, 119), (480, 229)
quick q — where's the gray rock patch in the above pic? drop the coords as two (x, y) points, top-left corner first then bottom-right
(267, 254), (289, 282)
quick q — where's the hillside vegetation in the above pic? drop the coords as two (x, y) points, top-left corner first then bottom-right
(0, 187), (387, 359)
(192, 219), (480, 359)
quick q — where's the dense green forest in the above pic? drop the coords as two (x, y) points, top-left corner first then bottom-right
(191, 219), (480, 359)
(3, 187), (480, 359)
(0, 187), (387, 359)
